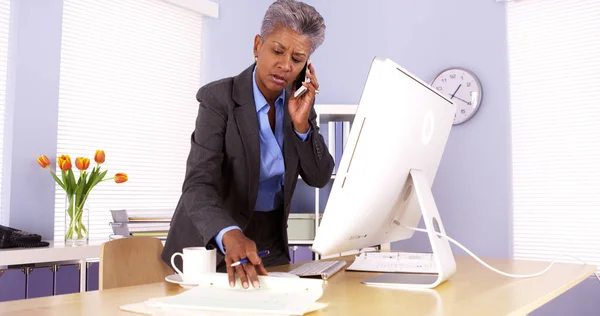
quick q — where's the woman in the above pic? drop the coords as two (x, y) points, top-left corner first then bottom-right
(161, 0), (333, 289)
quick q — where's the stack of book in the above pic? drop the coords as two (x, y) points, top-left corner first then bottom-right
(109, 209), (172, 240)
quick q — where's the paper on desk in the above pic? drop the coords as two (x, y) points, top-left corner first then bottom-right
(120, 272), (326, 316)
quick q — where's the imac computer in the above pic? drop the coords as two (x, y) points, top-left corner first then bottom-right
(311, 56), (457, 289)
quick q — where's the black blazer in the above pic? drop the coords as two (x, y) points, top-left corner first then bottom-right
(161, 63), (334, 270)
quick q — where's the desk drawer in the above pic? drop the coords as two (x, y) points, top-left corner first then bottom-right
(26, 267), (54, 299)
(0, 263), (99, 302)
(0, 268), (26, 302)
(87, 262), (99, 291)
(54, 264), (80, 295)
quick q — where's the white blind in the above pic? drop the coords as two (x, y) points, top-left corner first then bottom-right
(0, 0), (9, 226)
(55, 0), (203, 241)
(508, 0), (600, 265)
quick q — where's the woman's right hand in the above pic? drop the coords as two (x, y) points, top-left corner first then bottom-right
(222, 229), (268, 289)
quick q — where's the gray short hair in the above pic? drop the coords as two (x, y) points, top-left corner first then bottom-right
(260, 0), (326, 55)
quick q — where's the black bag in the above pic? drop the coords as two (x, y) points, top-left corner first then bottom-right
(0, 225), (50, 248)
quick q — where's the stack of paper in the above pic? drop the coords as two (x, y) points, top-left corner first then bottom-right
(109, 209), (172, 239)
(120, 273), (327, 315)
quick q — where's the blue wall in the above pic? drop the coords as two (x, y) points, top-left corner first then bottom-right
(200, 0), (272, 85)
(3, 0), (63, 239)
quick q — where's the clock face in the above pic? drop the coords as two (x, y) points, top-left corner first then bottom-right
(431, 68), (483, 125)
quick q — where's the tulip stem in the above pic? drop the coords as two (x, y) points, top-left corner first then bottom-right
(65, 193), (88, 242)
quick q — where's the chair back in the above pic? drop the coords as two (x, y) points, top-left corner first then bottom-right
(99, 237), (173, 290)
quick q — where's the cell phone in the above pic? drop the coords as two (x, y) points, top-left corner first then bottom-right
(293, 61), (309, 98)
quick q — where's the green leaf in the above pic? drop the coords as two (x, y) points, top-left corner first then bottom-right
(96, 170), (108, 186)
(84, 171), (94, 198)
(80, 167), (106, 209)
(76, 172), (86, 209)
(50, 170), (66, 190)
(90, 170), (106, 187)
(68, 169), (77, 195)
(87, 168), (98, 193)
(75, 171), (82, 187)
(66, 195), (74, 219)
(61, 170), (70, 194)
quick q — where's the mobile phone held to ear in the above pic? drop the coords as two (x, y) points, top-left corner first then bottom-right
(294, 61), (310, 98)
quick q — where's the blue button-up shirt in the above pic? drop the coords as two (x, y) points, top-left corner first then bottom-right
(214, 66), (311, 253)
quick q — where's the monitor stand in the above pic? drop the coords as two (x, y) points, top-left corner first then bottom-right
(361, 169), (457, 289)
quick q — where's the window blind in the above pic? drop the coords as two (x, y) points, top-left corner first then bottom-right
(508, 0), (600, 265)
(0, 0), (9, 226)
(55, 0), (203, 241)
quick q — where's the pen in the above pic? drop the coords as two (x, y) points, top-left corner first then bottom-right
(230, 250), (270, 267)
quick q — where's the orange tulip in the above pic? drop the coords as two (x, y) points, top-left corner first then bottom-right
(94, 150), (105, 164)
(37, 155), (50, 168)
(75, 157), (90, 170)
(114, 173), (128, 183)
(58, 155), (72, 171)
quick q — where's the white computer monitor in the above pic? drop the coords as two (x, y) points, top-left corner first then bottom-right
(311, 56), (457, 289)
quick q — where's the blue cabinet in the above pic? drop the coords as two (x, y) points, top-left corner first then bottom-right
(54, 264), (80, 295)
(0, 261), (99, 302)
(0, 268), (26, 302)
(86, 262), (98, 291)
(294, 246), (313, 263)
(26, 267), (54, 298)
(289, 245), (313, 264)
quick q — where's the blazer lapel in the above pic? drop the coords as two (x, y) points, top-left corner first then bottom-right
(232, 64), (260, 215)
(283, 88), (296, 212)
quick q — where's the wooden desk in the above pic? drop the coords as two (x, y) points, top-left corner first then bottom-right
(0, 255), (595, 316)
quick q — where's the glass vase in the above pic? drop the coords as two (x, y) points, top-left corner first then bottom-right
(64, 194), (89, 246)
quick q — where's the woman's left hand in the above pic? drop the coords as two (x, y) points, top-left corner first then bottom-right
(288, 63), (319, 134)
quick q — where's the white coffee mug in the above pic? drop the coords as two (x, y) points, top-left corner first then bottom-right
(170, 247), (217, 284)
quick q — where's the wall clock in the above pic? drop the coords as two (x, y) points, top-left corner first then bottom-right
(431, 67), (483, 125)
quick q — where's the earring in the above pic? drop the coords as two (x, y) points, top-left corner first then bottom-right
(254, 56), (258, 62)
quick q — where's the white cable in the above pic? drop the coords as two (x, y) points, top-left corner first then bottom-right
(403, 225), (591, 279)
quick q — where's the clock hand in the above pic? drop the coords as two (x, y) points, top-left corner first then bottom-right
(453, 95), (472, 105)
(450, 84), (462, 99)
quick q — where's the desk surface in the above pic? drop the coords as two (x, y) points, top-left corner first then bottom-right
(0, 255), (595, 316)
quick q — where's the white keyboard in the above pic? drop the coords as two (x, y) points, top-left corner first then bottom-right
(347, 252), (436, 274)
(288, 260), (347, 280)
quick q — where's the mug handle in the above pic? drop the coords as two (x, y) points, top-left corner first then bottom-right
(170, 252), (184, 277)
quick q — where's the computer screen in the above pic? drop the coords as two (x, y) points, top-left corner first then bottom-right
(311, 57), (456, 288)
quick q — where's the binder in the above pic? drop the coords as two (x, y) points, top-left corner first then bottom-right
(328, 121), (336, 174)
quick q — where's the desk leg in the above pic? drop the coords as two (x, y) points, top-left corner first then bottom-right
(79, 259), (86, 293)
